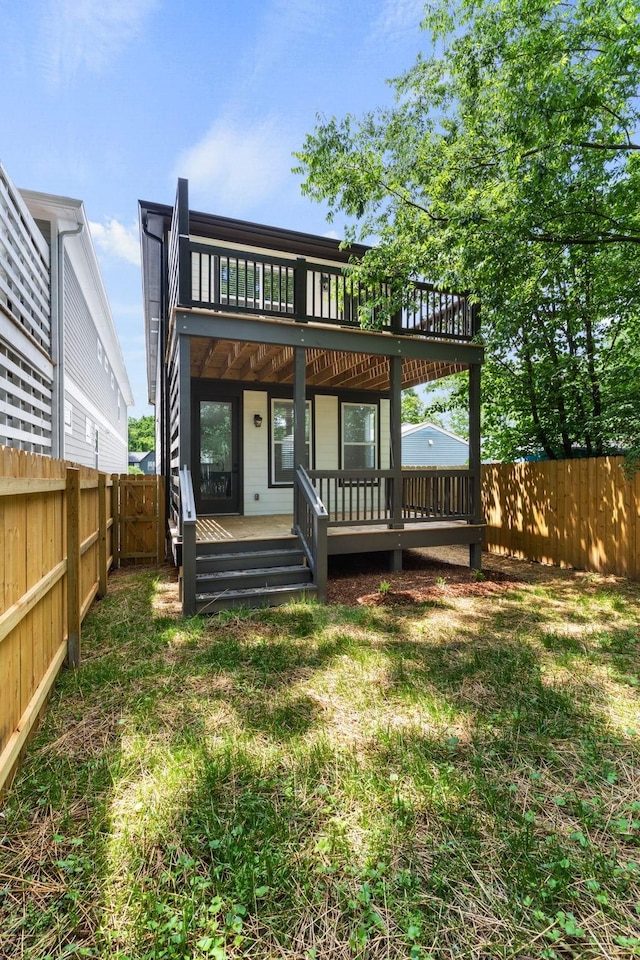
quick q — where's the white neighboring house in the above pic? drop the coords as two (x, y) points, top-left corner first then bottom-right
(401, 421), (469, 467)
(0, 162), (133, 470)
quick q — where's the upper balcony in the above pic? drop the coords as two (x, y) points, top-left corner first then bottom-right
(167, 180), (479, 344)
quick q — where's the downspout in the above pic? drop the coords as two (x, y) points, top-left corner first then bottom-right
(52, 219), (84, 459)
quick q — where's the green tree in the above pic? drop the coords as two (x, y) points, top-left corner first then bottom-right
(401, 388), (427, 424)
(128, 415), (155, 452)
(295, 0), (640, 462)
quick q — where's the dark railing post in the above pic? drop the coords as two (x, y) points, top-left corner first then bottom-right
(389, 356), (404, 532)
(179, 466), (197, 617)
(176, 178), (192, 308)
(294, 257), (307, 322)
(471, 301), (481, 338)
(468, 360), (483, 570)
(182, 518), (196, 616)
(293, 346), (306, 530)
(315, 512), (328, 603)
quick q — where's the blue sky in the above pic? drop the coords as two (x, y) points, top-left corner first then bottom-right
(0, 0), (429, 416)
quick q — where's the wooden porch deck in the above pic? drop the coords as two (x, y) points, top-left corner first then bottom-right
(196, 514), (484, 555)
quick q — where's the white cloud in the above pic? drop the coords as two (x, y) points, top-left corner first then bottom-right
(89, 218), (140, 266)
(370, 0), (425, 43)
(41, 0), (158, 84)
(175, 118), (292, 215)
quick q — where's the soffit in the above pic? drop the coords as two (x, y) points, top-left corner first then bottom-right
(189, 337), (465, 391)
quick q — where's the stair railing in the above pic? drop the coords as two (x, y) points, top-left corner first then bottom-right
(179, 465), (197, 616)
(294, 465), (329, 603)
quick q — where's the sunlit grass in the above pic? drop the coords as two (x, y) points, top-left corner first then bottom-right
(1, 565), (639, 959)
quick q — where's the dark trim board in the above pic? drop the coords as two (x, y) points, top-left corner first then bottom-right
(326, 523), (484, 556)
(176, 311), (484, 366)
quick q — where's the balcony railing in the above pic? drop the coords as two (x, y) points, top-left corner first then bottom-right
(167, 179), (478, 342)
(184, 244), (476, 341)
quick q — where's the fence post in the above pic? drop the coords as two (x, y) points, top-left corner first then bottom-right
(98, 473), (108, 597)
(157, 475), (166, 564)
(66, 467), (81, 668)
(111, 474), (120, 568)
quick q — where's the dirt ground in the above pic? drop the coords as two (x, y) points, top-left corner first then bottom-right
(325, 545), (569, 605)
(148, 546), (591, 615)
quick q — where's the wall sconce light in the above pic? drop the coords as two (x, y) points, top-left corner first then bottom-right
(253, 413), (263, 428)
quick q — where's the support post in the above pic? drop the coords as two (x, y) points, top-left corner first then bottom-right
(98, 473), (107, 598)
(179, 334), (191, 472)
(293, 346), (306, 529)
(389, 355), (404, 534)
(468, 360), (483, 570)
(66, 467), (81, 668)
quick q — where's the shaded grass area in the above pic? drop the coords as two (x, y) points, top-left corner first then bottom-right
(1, 566), (640, 959)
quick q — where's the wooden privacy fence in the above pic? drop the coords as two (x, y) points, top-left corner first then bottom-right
(482, 457), (640, 579)
(0, 447), (165, 798)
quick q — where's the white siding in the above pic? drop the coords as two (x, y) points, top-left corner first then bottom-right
(243, 390), (294, 515)
(315, 395), (338, 469)
(62, 253), (128, 471)
(0, 165), (53, 455)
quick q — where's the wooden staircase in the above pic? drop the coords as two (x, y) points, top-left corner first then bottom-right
(192, 535), (317, 613)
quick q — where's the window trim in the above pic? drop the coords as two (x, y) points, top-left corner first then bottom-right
(340, 401), (379, 471)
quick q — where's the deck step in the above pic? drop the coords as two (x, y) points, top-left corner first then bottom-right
(196, 547), (305, 574)
(195, 535), (299, 557)
(196, 581), (317, 613)
(196, 563), (312, 593)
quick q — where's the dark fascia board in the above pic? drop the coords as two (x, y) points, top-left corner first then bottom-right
(138, 199), (371, 264)
(176, 310), (484, 366)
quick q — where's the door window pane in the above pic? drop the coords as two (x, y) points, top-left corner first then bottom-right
(200, 400), (232, 499)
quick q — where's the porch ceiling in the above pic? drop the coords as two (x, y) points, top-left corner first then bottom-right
(190, 337), (465, 391)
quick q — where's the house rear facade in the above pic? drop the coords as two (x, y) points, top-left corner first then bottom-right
(140, 179), (484, 613)
(0, 162), (133, 469)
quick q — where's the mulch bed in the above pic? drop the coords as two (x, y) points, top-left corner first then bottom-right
(326, 548), (523, 606)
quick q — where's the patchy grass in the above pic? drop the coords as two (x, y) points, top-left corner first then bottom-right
(1, 565), (640, 959)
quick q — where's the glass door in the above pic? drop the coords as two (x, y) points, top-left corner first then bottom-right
(195, 398), (239, 514)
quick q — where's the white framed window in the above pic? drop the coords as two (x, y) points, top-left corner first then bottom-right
(104, 354), (109, 373)
(342, 402), (377, 469)
(271, 398), (311, 485)
(117, 392), (121, 421)
(85, 416), (94, 444)
(97, 340), (102, 363)
(64, 400), (73, 435)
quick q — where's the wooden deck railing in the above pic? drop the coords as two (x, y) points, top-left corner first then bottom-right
(306, 468), (474, 525)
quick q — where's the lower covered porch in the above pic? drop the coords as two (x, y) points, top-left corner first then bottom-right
(177, 465), (484, 614)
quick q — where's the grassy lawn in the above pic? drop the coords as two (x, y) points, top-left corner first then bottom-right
(1, 563), (639, 959)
